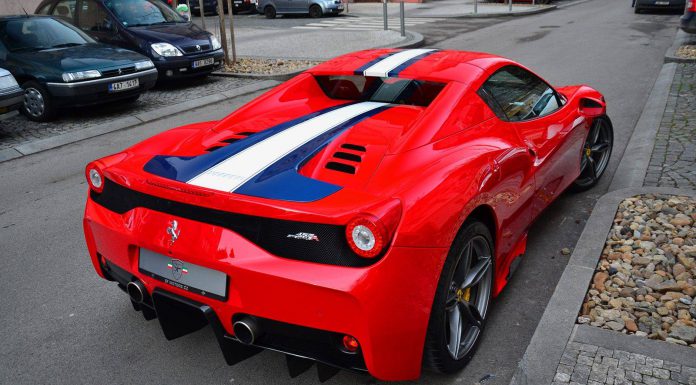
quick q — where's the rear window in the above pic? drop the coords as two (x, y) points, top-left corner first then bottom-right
(315, 75), (446, 107)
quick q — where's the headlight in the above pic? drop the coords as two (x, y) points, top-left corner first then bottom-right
(210, 36), (221, 50)
(151, 42), (183, 57)
(0, 75), (18, 89)
(62, 70), (101, 83)
(134, 60), (155, 71)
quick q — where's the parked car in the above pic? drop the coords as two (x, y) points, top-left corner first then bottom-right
(633, 0), (685, 13)
(0, 69), (23, 121)
(83, 49), (613, 382)
(0, 15), (157, 121)
(257, 0), (343, 18)
(189, 0), (257, 15)
(682, 0), (696, 32)
(36, 0), (224, 80)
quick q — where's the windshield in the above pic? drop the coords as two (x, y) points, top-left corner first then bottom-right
(0, 17), (92, 52)
(315, 75), (446, 107)
(104, 0), (185, 27)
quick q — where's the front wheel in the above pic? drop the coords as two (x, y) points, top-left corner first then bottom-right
(264, 5), (276, 18)
(309, 4), (323, 18)
(423, 221), (494, 373)
(21, 81), (56, 122)
(571, 116), (613, 191)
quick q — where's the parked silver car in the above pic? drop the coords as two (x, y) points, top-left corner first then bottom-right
(257, 0), (343, 18)
(0, 68), (23, 121)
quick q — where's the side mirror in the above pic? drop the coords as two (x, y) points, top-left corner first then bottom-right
(579, 97), (605, 118)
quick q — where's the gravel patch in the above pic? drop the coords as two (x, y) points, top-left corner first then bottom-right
(578, 194), (696, 348)
(221, 58), (321, 75)
(676, 45), (696, 59)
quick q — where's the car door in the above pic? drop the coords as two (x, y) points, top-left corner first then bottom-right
(481, 65), (584, 219)
(75, 0), (120, 44)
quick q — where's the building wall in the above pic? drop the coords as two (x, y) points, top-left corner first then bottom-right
(0, 0), (44, 15)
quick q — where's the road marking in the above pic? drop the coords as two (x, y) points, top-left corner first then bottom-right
(293, 16), (444, 30)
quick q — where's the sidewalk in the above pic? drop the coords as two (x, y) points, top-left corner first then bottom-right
(346, 0), (555, 18)
(512, 34), (696, 385)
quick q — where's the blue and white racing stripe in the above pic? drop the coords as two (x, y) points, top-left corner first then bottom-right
(144, 101), (391, 202)
(354, 49), (437, 78)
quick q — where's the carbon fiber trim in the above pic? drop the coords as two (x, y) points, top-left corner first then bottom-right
(90, 179), (379, 267)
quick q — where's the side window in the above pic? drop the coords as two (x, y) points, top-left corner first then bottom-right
(77, 0), (112, 32)
(50, 0), (77, 21)
(479, 66), (561, 122)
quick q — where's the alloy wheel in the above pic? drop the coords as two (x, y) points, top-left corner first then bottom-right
(576, 117), (612, 188)
(24, 87), (45, 118)
(444, 235), (493, 360)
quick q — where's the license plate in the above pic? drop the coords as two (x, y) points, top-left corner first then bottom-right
(655, 1), (669, 4)
(108, 78), (139, 92)
(338, 4), (344, 9)
(192, 57), (215, 68)
(138, 248), (228, 300)
(234, 0), (242, 3)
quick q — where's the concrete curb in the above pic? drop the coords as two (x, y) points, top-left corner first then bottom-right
(608, 62), (677, 191)
(0, 80), (280, 164)
(665, 29), (696, 64)
(210, 30), (423, 81)
(347, 4), (556, 19)
(510, 186), (696, 385)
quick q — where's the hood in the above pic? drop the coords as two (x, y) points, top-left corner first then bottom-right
(119, 100), (427, 203)
(126, 22), (212, 50)
(15, 43), (148, 73)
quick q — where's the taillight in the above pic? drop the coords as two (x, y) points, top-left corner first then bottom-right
(689, 0), (696, 11)
(346, 215), (385, 258)
(86, 162), (104, 193)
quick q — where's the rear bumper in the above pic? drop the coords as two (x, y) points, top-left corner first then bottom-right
(83, 192), (447, 381)
(682, 10), (696, 33)
(45, 69), (157, 107)
(636, 0), (685, 9)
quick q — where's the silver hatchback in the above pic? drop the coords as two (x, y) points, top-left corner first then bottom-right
(257, 0), (344, 18)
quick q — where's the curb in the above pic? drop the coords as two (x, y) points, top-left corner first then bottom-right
(347, 4), (556, 19)
(665, 29), (696, 64)
(210, 30), (424, 81)
(608, 62), (677, 191)
(510, 186), (696, 385)
(0, 80), (280, 164)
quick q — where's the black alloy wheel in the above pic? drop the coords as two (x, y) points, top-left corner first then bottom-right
(309, 4), (323, 18)
(424, 221), (494, 373)
(571, 116), (613, 191)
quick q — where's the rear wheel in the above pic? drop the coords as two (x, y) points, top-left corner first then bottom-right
(264, 5), (276, 18)
(21, 81), (56, 122)
(571, 116), (613, 191)
(424, 221), (494, 373)
(309, 4), (322, 18)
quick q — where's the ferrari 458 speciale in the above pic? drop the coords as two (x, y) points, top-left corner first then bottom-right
(83, 48), (613, 381)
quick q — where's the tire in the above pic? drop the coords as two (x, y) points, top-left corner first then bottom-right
(264, 5), (276, 18)
(21, 81), (56, 122)
(634, 4), (641, 12)
(122, 95), (140, 104)
(570, 116), (614, 192)
(309, 4), (322, 18)
(423, 220), (494, 373)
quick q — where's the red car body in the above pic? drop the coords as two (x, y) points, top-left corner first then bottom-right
(83, 49), (607, 381)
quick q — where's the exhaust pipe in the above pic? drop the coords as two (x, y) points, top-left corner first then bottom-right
(233, 316), (262, 345)
(127, 280), (146, 304)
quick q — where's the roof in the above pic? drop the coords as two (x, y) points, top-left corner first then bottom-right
(308, 49), (515, 84)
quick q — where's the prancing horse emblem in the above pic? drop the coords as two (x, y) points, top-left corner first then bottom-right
(167, 220), (180, 246)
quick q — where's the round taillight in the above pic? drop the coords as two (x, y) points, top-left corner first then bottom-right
(86, 164), (104, 193)
(342, 335), (359, 353)
(346, 216), (385, 258)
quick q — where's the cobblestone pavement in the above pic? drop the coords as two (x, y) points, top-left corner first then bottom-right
(0, 76), (259, 150)
(645, 63), (696, 189)
(553, 342), (696, 385)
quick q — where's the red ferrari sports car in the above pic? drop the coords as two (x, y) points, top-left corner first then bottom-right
(83, 49), (612, 381)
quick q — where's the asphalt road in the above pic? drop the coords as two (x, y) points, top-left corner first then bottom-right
(0, 1), (681, 384)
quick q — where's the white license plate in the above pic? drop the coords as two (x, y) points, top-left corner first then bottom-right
(655, 1), (669, 4)
(338, 4), (344, 9)
(108, 78), (139, 92)
(139, 248), (228, 300)
(192, 57), (215, 68)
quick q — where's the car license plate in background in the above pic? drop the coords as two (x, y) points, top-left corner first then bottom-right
(108, 78), (139, 92)
(338, 4), (344, 8)
(193, 57), (215, 68)
(655, 1), (669, 4)
(138, 248), (228, 300)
